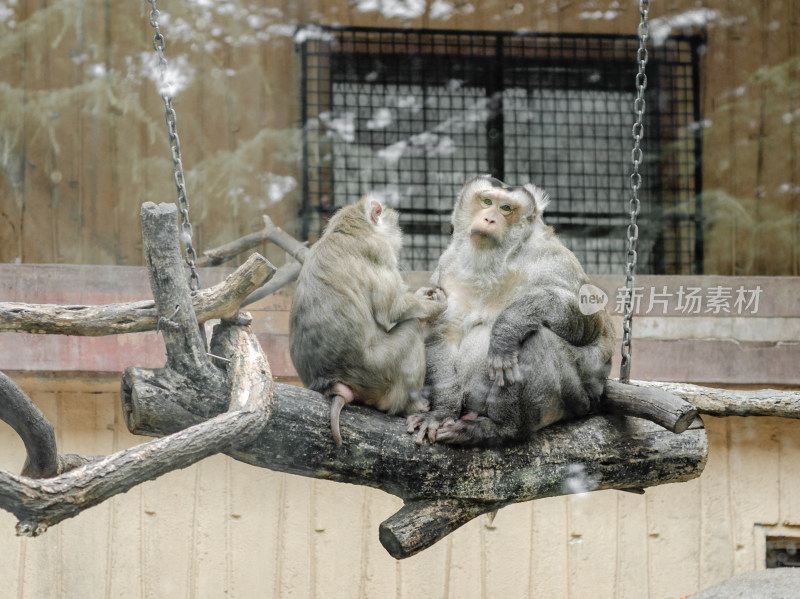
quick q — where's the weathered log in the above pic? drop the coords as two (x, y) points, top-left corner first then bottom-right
(379, 498), (506, 559)
(633, 380), (800, 419)
(0, 252), (274, 336)
(124, 378), (707, 557)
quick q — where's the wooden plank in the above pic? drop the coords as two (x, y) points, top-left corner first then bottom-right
(792, 0), (800, 278)
(0, 0), (27, 264)
(4, 267), (799, 318)
(609, 338), (800, 386)
(698, 417), (735, 588)
(58, 391), (115, 595)
(752, 0), (793, 275)
(567, 490), (618, 598)
(139, 466), (197, 596)
(18, 1), (56, 264)
(530, 496), (569, 598)
(228, 463), (283, 596)
(104, 401), (145, 599)
(444, 517), (486, 599)
(726, 417), (781, 574)
(311, 478), (367, 598)
(614, 490), (648, 599)
(645, 477), (702, 598)
(777, 419), (800, 526)
(275, 475), (313, 596)
(483, 503), (533, 599)
(192, 454), (232, 596)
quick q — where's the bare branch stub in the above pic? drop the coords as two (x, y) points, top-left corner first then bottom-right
(196, 213), (309, 267)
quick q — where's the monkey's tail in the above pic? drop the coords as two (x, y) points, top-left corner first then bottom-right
(329, 383), (355, 446)
(330, 395), (346, 446)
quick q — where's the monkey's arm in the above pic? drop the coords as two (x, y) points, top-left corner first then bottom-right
(487, 289), (610, 386)
(375, 288), (446, 332)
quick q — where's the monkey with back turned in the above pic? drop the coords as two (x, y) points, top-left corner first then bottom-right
(290, 196), (446, 445)
(407, 175), (615, 446)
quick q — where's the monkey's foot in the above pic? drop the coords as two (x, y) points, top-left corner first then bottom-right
(487, 350), (522, 387)
(406, 411), (457, 445)
(435, 416), (505, 446)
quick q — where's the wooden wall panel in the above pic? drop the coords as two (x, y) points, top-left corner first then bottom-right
(1, 390), (800, 598)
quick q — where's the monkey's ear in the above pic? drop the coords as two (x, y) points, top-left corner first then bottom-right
(523, 183), (550, 215)
(367, 199), (383, 225)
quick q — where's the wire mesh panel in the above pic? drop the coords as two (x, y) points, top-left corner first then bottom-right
(298, 27), (703, 274)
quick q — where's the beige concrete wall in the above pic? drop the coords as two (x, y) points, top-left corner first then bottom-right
(1, 376), (799, 598)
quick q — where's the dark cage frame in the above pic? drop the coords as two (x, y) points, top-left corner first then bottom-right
(297, 26), (705, 275)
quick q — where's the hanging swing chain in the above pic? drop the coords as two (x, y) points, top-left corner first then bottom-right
(147, 0), (200, 291)
(620, 0), (649, 384)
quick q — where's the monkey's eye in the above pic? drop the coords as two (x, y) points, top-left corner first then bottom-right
(479, 197), (492, 208)
(498, 203), (513, 215)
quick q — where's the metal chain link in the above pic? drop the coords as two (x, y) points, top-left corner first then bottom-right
(147, 0), (200, 290)
(619, 0), (649, 384)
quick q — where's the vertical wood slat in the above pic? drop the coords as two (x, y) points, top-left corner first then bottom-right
(727, 417), (782, 575)
(699, 417), (735, 588)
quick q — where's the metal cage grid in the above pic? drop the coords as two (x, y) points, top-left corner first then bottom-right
(298, 27), (704, 274)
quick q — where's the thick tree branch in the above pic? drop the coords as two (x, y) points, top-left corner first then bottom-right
(632, 380), (800, 419)
(0, 372), (92, 478)
(124, 378), (708, 557)
(0, 252), (274, 336)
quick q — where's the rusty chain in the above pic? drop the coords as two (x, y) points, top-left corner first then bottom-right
(147, 0), (200, 291)
(619, 0), (649, 384)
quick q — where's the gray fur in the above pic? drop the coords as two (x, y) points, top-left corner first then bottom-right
(289, 196), (446, 443)
(408, 176), (615, 446)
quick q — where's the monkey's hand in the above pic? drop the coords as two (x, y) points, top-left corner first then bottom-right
(406, 411), (457, 445)
(487, 338), (523, 387)
(414, 286), (448, 321)
(416, 285), (447, 302)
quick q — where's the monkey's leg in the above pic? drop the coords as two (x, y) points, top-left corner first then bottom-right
(406, 340), (463, 445)
(435, 386), (523, 446)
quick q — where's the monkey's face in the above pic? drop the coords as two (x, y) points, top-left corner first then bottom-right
(455, 176), (543, 250)
(469, 193), (519, 248)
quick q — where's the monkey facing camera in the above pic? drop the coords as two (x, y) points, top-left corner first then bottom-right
(289, 196), (446, 445)
(407, 175), (616, 447)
